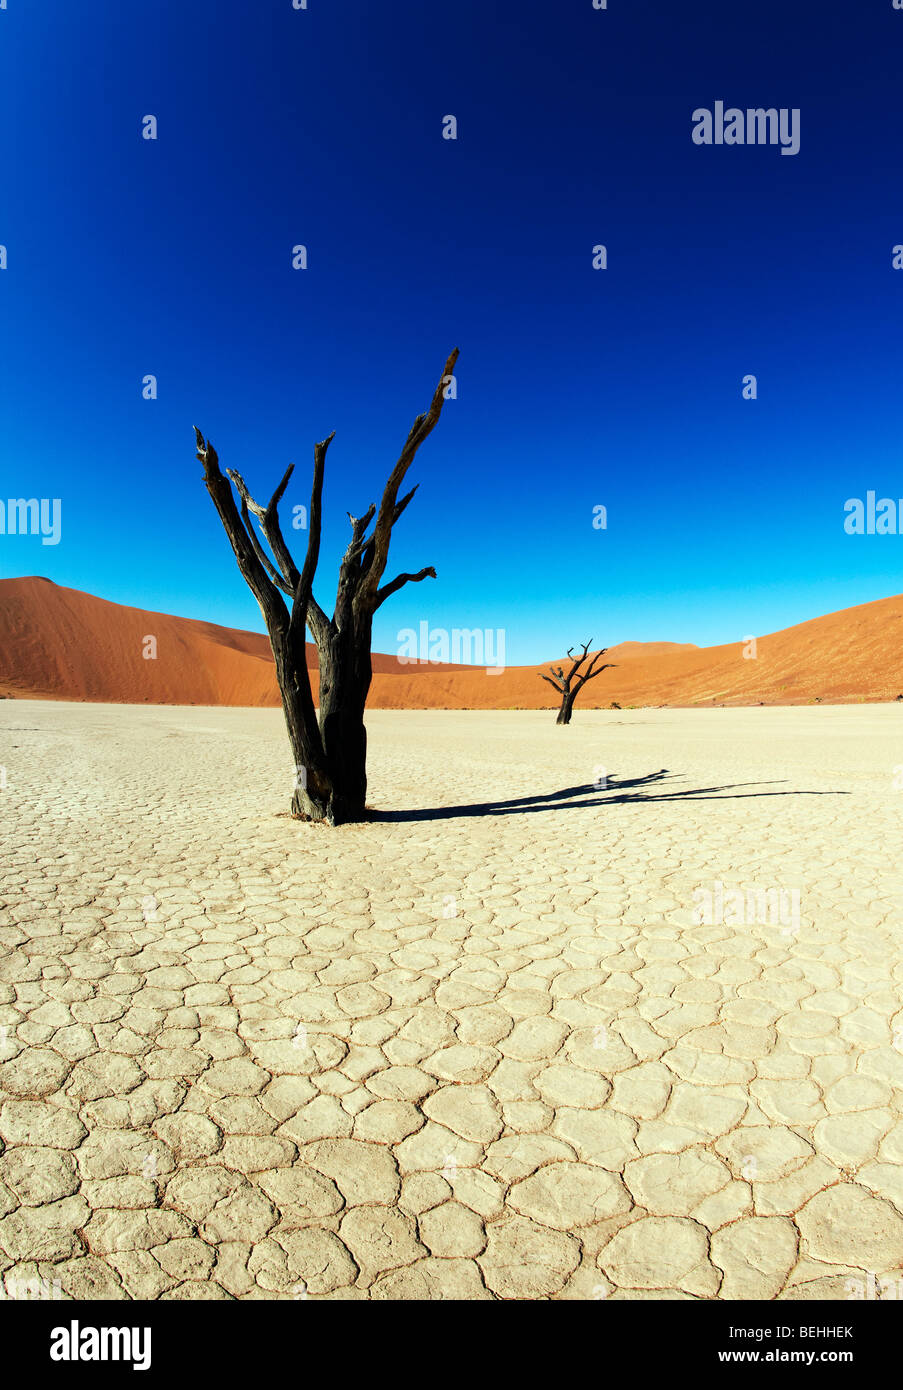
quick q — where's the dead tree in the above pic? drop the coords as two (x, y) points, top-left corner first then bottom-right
(540, 640), (613, 724)
(195, 349), (458, 825)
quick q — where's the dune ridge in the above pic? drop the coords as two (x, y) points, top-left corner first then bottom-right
(1, 575), (901, 707)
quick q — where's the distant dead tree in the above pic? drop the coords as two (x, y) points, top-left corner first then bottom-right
(540, 640), (613, 724)
(195, 349), (458, 825)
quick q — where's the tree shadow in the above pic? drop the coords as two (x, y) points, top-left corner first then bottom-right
(370, 767), (847, 823)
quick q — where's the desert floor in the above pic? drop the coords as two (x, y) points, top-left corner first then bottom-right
(1, 702), (902, 1301)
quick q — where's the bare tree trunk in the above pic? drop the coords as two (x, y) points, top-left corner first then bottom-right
(195, 350), (458, 825)
(556, 692), (576, 725)
(270, 624), (333, 821)
(314, 618), (372, 823)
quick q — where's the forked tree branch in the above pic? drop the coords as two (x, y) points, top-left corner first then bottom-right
(540, 641), (613, 696)
(198, 350), (455, 650)
(563, 641), (593, 685)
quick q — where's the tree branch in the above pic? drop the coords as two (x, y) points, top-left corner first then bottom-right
(576, 664), (614, 687)
(359, 348), (459, 605)
(562, 640), (593, 687)
(355, 487), (419, 582)
(539, 642), (611, 703)
(341, 505), (377, 570)
(334, 503), (378, 631)
(226, 464), (301, 594)
(235, 493), (294, 596)
(195, 428), (289, 628)
(304, 596), (332, 650)
(290, 432), (334, 646)
(392, 484), (419, 526)
(578, 647), (610, 680)
(374, 566), (437, 609)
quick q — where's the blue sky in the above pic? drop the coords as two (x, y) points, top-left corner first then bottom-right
(1, 0), (902, 663)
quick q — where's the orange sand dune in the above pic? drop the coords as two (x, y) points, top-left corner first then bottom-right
(1, 576), (902, 708)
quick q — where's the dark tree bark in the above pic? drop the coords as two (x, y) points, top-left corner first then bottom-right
(540, 640), (613, 725)
(195, 349), (458, 824)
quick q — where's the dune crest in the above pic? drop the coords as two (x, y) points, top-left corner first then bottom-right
(0, 576), (901, 707)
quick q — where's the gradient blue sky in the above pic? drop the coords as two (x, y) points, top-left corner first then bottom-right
(1, 0), (902, 663)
